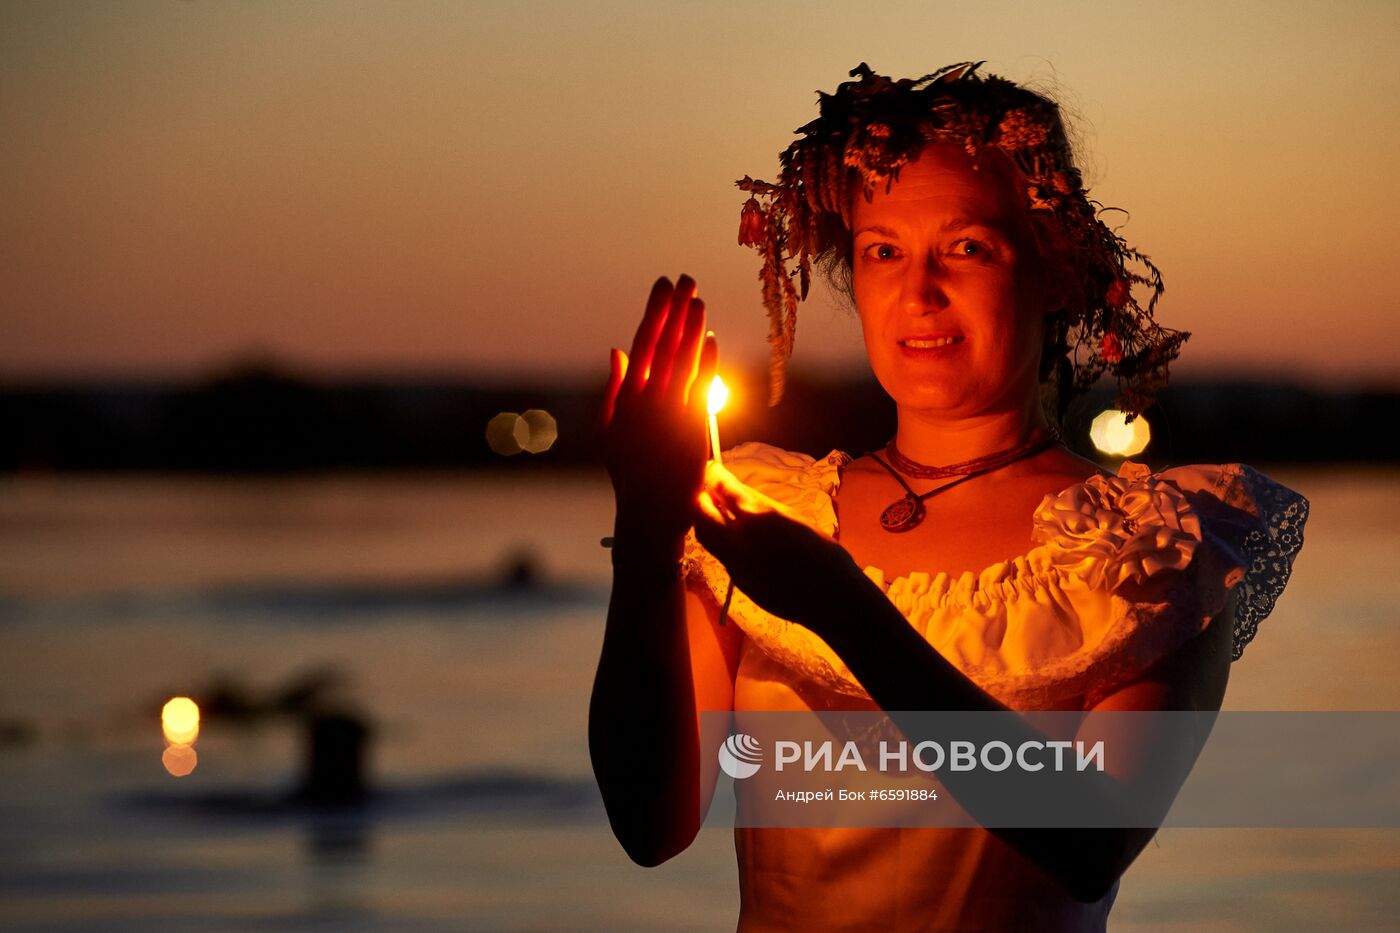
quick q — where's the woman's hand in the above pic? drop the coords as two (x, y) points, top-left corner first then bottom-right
(695, 462), (864, 638)
(600, 275), (718, 545)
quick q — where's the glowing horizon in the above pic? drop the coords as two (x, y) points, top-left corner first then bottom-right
(3, 1), (1397, 386)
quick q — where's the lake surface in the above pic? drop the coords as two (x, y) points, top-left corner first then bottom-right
(1, 465), (1396, 931)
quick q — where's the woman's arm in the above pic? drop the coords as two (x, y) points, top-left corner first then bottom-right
(821, 574), (1232, 902)
(696, 469), (1233, 902)
(588, 275), (743, 866)
(589, 530), (742, 866)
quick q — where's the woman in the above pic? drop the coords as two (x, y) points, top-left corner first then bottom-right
(590, 62), (1308, 930)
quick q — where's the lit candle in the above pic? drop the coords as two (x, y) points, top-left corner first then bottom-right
(707, 374), (728, 463)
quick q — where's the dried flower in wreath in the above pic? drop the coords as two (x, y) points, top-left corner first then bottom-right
(735, 61), (1189, 420)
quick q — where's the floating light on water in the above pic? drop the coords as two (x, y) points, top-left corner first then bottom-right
(707, 375), (728, 463)
(162, 743), (198, 777)
(161, 696), (200, 745)
(520, 409), (558, 453)
(161, 696), (200, 777)
(1089, 409), (1151, 458)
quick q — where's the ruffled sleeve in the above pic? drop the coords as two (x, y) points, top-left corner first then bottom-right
(1031, 461), (1309, 707)
(693, 441), (847, 537)
(681, 442), (857, 689)
(683, 446), (1309, 711)
(1108, 461), (1310, 661)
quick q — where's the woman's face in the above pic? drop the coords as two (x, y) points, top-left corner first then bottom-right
(851, 143), (1049, 420)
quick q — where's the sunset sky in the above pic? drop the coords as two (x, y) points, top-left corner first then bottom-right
(3, 0), (1397, 385)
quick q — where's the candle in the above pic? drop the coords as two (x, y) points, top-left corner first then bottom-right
(705, 372), (734, 626)
(707, 374), (728, 463)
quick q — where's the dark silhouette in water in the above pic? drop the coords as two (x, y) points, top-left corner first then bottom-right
(152, 667), (375, 807)
(296, 710), (372, 806)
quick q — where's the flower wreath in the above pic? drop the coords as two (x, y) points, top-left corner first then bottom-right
(736, 62), (1189, 420)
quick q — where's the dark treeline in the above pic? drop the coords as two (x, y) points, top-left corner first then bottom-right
(2, 360), (1395, 473)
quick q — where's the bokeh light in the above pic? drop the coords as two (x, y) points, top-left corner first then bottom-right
(488, 410), (557, 455)
(162, 744), (198, 777)
(161, 696), (200, 745)
(1089, 409), (1152, 458)
(519, 409), (557, 453)
(485, 412), (529, 455)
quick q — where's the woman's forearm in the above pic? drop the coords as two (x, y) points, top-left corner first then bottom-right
(588, 522), (702, 866)
(814, 573), (1149, 902)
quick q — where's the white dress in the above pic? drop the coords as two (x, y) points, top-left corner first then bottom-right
(683, 442), (1310, 932)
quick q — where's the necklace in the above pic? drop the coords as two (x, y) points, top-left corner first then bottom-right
(869, 431), (1061, 532)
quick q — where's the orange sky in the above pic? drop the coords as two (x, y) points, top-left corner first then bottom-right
(2, 0), (1397, 385)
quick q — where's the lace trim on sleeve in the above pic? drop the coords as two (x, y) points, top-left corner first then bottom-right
(1228, 464), (1310, 660)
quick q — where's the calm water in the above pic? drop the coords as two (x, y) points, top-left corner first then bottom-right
(0, 466), (1396, 931)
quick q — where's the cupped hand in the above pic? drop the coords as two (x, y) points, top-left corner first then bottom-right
(695, 461), (863, 638)
(600, 275), (718, 543)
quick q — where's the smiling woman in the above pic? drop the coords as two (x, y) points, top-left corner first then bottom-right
(589, 62), (1309, 931)
(850, 144), (1049, 424)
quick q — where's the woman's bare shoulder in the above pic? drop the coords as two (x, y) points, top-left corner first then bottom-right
(1038, 446), (1109, 482)
(997, 445), (1107, 499)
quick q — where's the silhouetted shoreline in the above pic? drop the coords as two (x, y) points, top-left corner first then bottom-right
(3, 361), (1395, 472)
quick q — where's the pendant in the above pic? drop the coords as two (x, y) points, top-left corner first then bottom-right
(880, 494), (925, 533)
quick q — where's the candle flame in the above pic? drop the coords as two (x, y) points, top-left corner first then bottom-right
(707, 375), (729, 415)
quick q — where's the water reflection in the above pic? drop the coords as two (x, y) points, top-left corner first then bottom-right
(161, 743), (198, 777)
